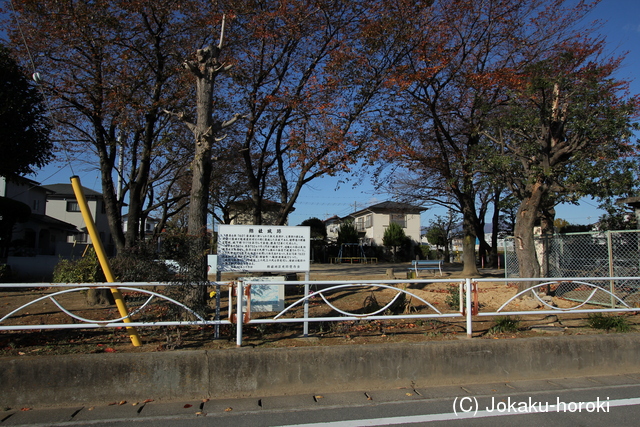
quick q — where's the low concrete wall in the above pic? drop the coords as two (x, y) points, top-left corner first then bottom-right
(3, 334), (640, 407)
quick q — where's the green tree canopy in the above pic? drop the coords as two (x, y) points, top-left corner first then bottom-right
(483, 48), (639, 286)
(425, 226), (447, 248)
(300, 217), (327, 240)
(0, 44), (52, 177)
(383, 222), (407, 262)
(337, 221), (359, 245)
(597, 202), (638, 231)
(382, 222), (407, 248)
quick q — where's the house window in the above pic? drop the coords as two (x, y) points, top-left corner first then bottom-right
(390, 214), (406, 228)
(32, 200), (40, 211)
(67, 233), (87, 243)
(66, 201), (81, 212)
(365, 214), (372, 228)
(355, 217), (365, 231)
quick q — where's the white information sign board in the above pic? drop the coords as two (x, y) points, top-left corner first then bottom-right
(238, 276), (286, 312)
(217, 225), (310, 272)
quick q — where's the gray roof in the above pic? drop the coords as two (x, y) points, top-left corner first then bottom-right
(349, 201), (425, 218)
(30, 214), (79, 231)
(42, 183), (102, 198)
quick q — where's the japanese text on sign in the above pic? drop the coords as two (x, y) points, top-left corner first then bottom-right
(217, 225), (310, 272)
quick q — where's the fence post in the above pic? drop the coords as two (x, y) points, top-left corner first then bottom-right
(607, 231), (615, 308)
(466, 278), (473, 338)
(214, 282), (221, 339)
(236, 280), (243, 347)
(303, 272), (310, 337)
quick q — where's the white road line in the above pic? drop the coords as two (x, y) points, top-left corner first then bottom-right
(277, 397), (640, 427)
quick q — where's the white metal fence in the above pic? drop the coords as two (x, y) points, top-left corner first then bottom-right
(1, 276), (639, 346)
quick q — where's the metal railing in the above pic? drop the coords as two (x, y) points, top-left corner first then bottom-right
(468, 277), (640, 336)
(235, 278), (463, 345)
(0, 282), (232, 330)
(2, 276), (640, 346)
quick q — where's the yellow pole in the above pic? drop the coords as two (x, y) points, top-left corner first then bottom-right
(70, 176), (142, 347)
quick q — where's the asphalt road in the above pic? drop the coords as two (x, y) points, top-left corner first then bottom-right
(4, 373), (640, 426)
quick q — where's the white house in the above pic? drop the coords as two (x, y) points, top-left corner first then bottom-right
(42, 183), (115, 256)
(329, 201), (425, 246)
(324, 215), (342, 243)
(122, 214), (159, 240)
(0, 176), (77, 255)
(1, 176), (78, 279)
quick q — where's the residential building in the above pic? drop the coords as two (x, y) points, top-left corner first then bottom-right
(42, 183), (115, 256)
(329, 201), (425, 246)
(122, 214), (159, 240)
(1, 176), (78, 279)
(324, 215), (342, 243)
(227, 200), (293, 225)
(0, 176), (77, 256)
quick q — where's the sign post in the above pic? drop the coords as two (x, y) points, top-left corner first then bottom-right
(217, 225), (311, 345)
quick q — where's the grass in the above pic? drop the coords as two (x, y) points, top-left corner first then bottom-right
(489, 316), (520, 334)
(587, 313), (632, 333)
(445, 284), (461, 310)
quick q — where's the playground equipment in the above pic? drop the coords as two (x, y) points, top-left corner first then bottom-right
(333, 243), (377, 264)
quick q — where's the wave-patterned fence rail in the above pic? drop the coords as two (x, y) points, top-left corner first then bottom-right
(1, 276), (639, 345)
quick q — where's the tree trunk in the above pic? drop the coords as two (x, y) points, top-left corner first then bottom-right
(177, 33), (239, 311)
(185, 60), (216, 309)
(97, 143), (125, 254)
(460, 200), (480, 276)
(489, 189), (501, 268)
(443, 244), (450, 263)
(86, 289), (114, 306)
(187, 145), (212, 237)
(513, 182), (546, 292)
(125, 115), (156, 248)
(187, 63), (214, 237)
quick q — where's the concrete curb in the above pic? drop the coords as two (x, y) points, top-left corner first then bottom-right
(3, 334), (640, 408)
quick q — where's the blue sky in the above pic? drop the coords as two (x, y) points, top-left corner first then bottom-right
(292, 1), (640, 226)
(24, 0), (640, 228)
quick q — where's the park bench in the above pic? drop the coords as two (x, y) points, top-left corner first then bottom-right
(410, 259), (443, 277)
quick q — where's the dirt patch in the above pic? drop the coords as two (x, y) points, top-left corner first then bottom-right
(1, 269), (638, 356)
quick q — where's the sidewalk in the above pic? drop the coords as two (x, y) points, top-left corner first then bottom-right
(4, 373), (640, 426)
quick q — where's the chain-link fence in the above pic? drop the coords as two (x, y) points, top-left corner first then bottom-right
(504, 230), (640, 306)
